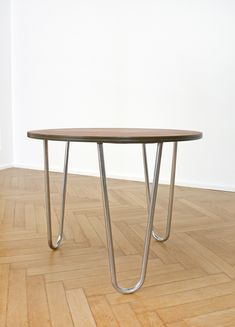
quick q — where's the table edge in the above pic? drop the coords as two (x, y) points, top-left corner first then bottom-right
(27, 131), (203, 143)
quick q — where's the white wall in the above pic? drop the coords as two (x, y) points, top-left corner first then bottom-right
(11, 0), (235, 191)
(0, 0), (12, 167)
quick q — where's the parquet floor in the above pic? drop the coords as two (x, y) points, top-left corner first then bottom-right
(0, 168), (235, 327)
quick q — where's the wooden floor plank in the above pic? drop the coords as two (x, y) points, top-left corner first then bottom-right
(131, 280), (235, 313)
(136, 311), (165, 327)
(88, 295), (119, 327)
(0, 264), (9, 327)
(66, 288), (97, 327)
(7, 269), (28, 327)
(112, 303), (142, 327)
(46, 282), (74, 327)
(167, 322), (189, 327)
(27, 275), (52, 327)
(158, 293), (235, 323)
(184, 308), (235, 327)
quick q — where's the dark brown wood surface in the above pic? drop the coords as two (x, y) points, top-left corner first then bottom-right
(27, 128), (202, 143)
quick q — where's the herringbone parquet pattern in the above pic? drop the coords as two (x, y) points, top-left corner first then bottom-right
(0, 168), (235, 327)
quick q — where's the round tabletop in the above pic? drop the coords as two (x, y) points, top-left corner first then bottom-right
(27, 128), (202, 144)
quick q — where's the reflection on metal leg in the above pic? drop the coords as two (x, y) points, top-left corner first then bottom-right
(43, 140), (70, 250)
(97, 142), (163, 294)
(142, 142), (177, 242)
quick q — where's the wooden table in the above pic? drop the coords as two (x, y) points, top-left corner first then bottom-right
(27, 128), (202, 294)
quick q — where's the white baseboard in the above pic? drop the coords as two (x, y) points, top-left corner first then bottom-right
(12, 163), (235, 192)
(0, 164), (13, 170)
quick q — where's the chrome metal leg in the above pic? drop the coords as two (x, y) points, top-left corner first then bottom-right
(43, 140), (70, 250)
(142, 142), (177, 242)
(97, 142), (163, 294)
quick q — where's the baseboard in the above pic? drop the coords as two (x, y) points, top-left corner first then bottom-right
(12, 163), (235, 192)
(0, 164), (13, 170)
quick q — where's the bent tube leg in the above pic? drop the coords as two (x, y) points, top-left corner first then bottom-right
(97, 142), (163, 294)
(142, 142), (177, 242)
(43, 140), (70, 249)
(142, 142), (151, 206)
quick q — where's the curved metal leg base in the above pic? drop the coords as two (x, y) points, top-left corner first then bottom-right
(47, 234), (63, 250)
(151, 230), (169, 242)
(142, 142), (177, 243)
(43, 140), (70, 250)
(111, 278), (145, 295)
(97, 142), (163, 294)
(47, 238), (61, 250)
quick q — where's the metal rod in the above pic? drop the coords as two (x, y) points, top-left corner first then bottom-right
(43, 140), (70, 249)
(97, 142), (163, 294)
(142, 143), (150, 207)
(142, 142), (177, 242)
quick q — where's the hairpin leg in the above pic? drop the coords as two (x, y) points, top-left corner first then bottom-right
(142, 142), (177, 242)
(43, 140), (70, 249)
(97, 142), (163, 294)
